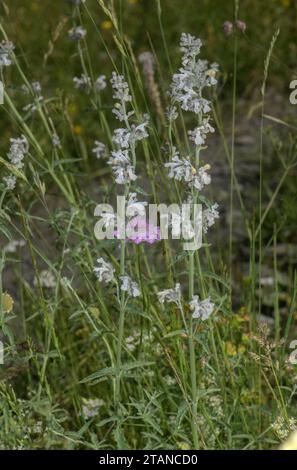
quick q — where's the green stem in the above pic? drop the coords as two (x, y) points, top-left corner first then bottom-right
(188, 251), (199, 449)
(115, 234), (126, 440)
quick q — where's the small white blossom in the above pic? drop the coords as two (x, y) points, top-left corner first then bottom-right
(95, 75), (106, 91)
(166, 105), (178, 121)
(188, 119), (215, 146)
(108, 150), (137, 185)
(120, 276), (141, 297)
(164, 375), (176, 386)
(111, 72), (133, 122)
(7, 135), (29, 169)
(165, 153), (211, 191)
(125, 332), (141, 352)
(203, 203), (219, 233)
(52, 133), (61, 148)
(3, 239), (25, 253)
(68, 26), (87, 41)
(82, 398), (105, 420)
(165, 153), (193, 182)
(111, 72), (132, 103)
(92, 141), (106, 159)
(0, 40), (15, 67)
(23, 96), (44, 114)
(94, 257), (115, 283)
(189, 295), (214, 320)
(108, 149), (130, 166)
(3, 175), (16, 190)
(126, 192), (147, 217)
(32, 81), (42, 95)
(169, 33), (218, 116)
(157, 283), (181, 304)
(180, 33), (202, 57)
(112, 116), (149, 149)
(113, 164), (137, 184)
(20, 84), (30, 95)
(272, 416), (297, 441)
(73, 74), (91, 92)
(112, 128), (130, 149)
(192, 165), (211, 191)
(34, 270), (56, 288)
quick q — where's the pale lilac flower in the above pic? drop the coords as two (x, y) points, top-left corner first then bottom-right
(94, 258), (115, 283)
(157, 283), (181, 304)
(189, 295), (214, 320)
(235, 20), (246, 33)
(120, 275), (141, 297)
(125, 216), (160, 244)
(222, 21), (233, 37)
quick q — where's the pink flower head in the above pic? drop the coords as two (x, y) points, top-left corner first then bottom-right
(114, 216), (160, 244)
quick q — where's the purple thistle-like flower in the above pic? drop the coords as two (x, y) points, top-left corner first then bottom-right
(114, 216), (160, 245)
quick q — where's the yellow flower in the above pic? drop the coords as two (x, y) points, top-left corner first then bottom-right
(101, 20), (113, 31)
(73, 125), (83, 135)
(177, 441), (191, 450)
(89, 307), (100, 318)
(226, 341), (237, 357)
(1, 293), (14, 313)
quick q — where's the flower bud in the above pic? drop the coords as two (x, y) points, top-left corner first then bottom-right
(222, 21), (233, 37)
(235, 20), (246, 33)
